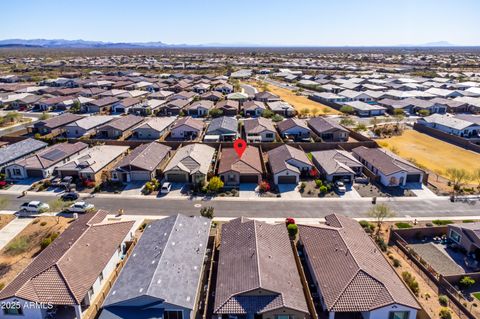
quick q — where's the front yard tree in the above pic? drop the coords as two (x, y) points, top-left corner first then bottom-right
(200, 206), (215, 219)
(207, 176), (224, 193)
(367, 203), (395, 234)
(445, 168), (470, 193)
(340, 105), (354, 115)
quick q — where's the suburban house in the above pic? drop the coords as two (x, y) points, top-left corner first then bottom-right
(160, 99), (190, 116)
(96, 115), (144, 139)
(185, 100), (214, 117)
(214, 217), (309, 319)
(0, 138), (47, 171)
(216, 100), (239, 116)
(267, 145), (313, 184)
(170, 117), (204, 140)
(55, 145), (128, 183)
(112, 97), (144, 114)
(5, 142), (88, 180)
(129, 99), (167, 116)
(299, 214), (420, 319)
(82, 96), (119, 113)
(226, 92), (249, 104)
(215, 83), (233, 94)
(132, 117), (176, 139)
(311, 149), (363, 183)
(267, 101), (296, 117)
(352, 146), (425, 186)
(64, 115), (114, 138)
(163, 143), (215, 184)
(448, 223), (480, 255)
(243, 117), (276, 143)
(417, 114), (480, 138)
(111, 142), (171, 182)
(31, 113), (82, 135)
(204, 116), (238, 142)
(307, 117), (349, 142)
(343, 101), (386, 117)
(277, 118), (311, 141)
(0, 211), (135, 319)
(254, 91), (280, 102)
(242, 100), (267, 117)
(218, 146), (263, 185)
(98, 214), (210, 319)
(201, 91), (223, 101)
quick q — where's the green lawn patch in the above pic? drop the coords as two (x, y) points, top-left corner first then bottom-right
(473, 292), (480, 301)
(395, 222), (413, 229)
(432, 220), (454, 226)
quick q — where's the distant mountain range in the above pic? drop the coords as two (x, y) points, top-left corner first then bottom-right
(0, 38), (468, 48)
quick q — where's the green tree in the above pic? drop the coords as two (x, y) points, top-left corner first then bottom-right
(4, 112), (22, 124)
(340, 117), (355, 126)
(287, 223), (298, 238)
(200, 206), (215, 219)
(39, 112), (50, 120)
(367, 204), (395, 233)
(271, 114), (284, 122)
(417, 109), (430, 117)
(459, 276), (476, 289)
(70, 100), (81, 113)
(209, 108), (223, 118)
(261, 109), (274, 118)
(445, 168), (470, 193)
(340, 105), (355, 115)
(207, 176), (224, 193)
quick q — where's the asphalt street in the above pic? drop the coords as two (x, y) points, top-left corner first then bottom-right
(2, 192), (479, 219)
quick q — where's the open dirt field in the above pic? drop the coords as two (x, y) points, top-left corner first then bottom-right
(248, 81), (341, 115)
(378, 129), (480, 181)
(0, 215), (15, 231)
(0, 216), (72, 288)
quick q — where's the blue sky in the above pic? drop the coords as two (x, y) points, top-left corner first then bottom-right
(2, 0), (479, 46)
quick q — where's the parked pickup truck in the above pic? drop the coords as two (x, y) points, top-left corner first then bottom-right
(19, 201), (50, 213)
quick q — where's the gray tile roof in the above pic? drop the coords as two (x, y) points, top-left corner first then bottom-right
(267, 145), (311, 174)
(114, 142), (171, 172)
(214, 218), (308, 315)
(307, 117), (348, 135)
(164, 143), (215, 175)
(299, 214), (420, 312)
(0, 138), (47, 167)
(206, 116), (238, 134)
(311, 150), (362, 176)
(103, 215), (211, 309)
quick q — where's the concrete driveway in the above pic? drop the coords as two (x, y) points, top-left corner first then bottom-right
(121, 182), (145, 196)
(408, 184), (438, 199)
(239, 183), (259, 198)
(278, 184), (302, 199)
(8, 178), (40, 192)
(0, 217), (32, 250)
(162, 183), (188, 198)
(338, 184), (362, 199)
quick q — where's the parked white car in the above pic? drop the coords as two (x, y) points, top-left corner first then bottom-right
(68, 201), (95, 213)
(160, 182), (172, 194)
(19, 201), (49, 213)
(335, 181), (347, 193)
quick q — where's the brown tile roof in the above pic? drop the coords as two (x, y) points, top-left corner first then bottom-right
(298, 214), (420, 312)
(214, 218), (308, 315)
(98, 114), (143, 132)
(267, 145), (311, 174)
(114, 142), (171, 171)
(90, 96), (119, 107)
(218, 146), (263, 175)
(243, 118), (275, 135)
(307, 117), (348, 134)
(277, 118), (309, 133)
(0, 211), (134, 305)
(34, 113), (82, 129)
(352, 146), (423, 176)
(172, 116), (204, 131)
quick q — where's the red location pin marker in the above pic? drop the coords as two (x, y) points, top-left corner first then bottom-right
(233, 138), (247, 158)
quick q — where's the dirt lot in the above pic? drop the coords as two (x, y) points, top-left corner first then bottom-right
(378, 129), (480, 181)
(247, 81), (341, 115)
(0, 216), (73, 288)
(0, 215), (15, 230)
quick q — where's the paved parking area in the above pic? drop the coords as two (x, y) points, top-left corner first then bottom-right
(239, 184), (259, 198)
(278, 184), (302, 199)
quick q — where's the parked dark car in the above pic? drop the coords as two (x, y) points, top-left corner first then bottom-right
(61, 192), (79, 201)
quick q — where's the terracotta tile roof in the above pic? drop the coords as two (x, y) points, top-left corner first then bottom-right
(218, 146), (263, 175)
(34, 113), (82, 129)
(0, 211), (134, 305)
(298, 214), (420, 312)
(214, 218), (308, 315)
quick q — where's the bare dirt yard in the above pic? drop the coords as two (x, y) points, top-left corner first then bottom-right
(0, 216), (73, 289)
(378, 129), (480, 182)
(247, 81), (341, 115)
(0, 215), (15, 231)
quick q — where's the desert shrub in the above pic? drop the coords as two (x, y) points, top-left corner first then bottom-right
(200, 206), (215, 219)
(314, 179), (322, 188)
(259, 180), (271, 193)
(287, 223), (298, 238)
(40, 221), (47, 226)
(319, 185), (328, 194)
(432, 219), (453, 226)
(395, 222), (412, 229)
(439, 308), (451, 319)
(438, 295), (449, 307)
(375, 237), (388, 252)
(392, 258), (401, 268)
(459, 276), (475, 289)
(462, 220), (475, 223)
(207, 176), (224, 193)
(359, 220), (375, 233)
(402, 271), (420, 296)
(40, 237), (52, 250)
(5, 237), (29, 255)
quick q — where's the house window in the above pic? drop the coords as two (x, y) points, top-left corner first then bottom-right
(266, 133), (274, 138)
(99, 272), (104, 283)
(165, 310), (183, 319)
(13, 168), (21, 176)
(450, 230), (461, 243)
(275, 315), (292, 319)
(389, 311), (410, 319)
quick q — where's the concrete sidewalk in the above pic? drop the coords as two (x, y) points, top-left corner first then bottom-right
(0, 217), (32, 251)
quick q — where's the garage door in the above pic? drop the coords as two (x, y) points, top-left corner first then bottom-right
(278, 175), (297, 184)
(131, 171), (152, 181)
(166, 172), (188, 182)
(406, 174), (421, 183)
(26, 169), (44, 177)
(240, 175), (259, 183)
